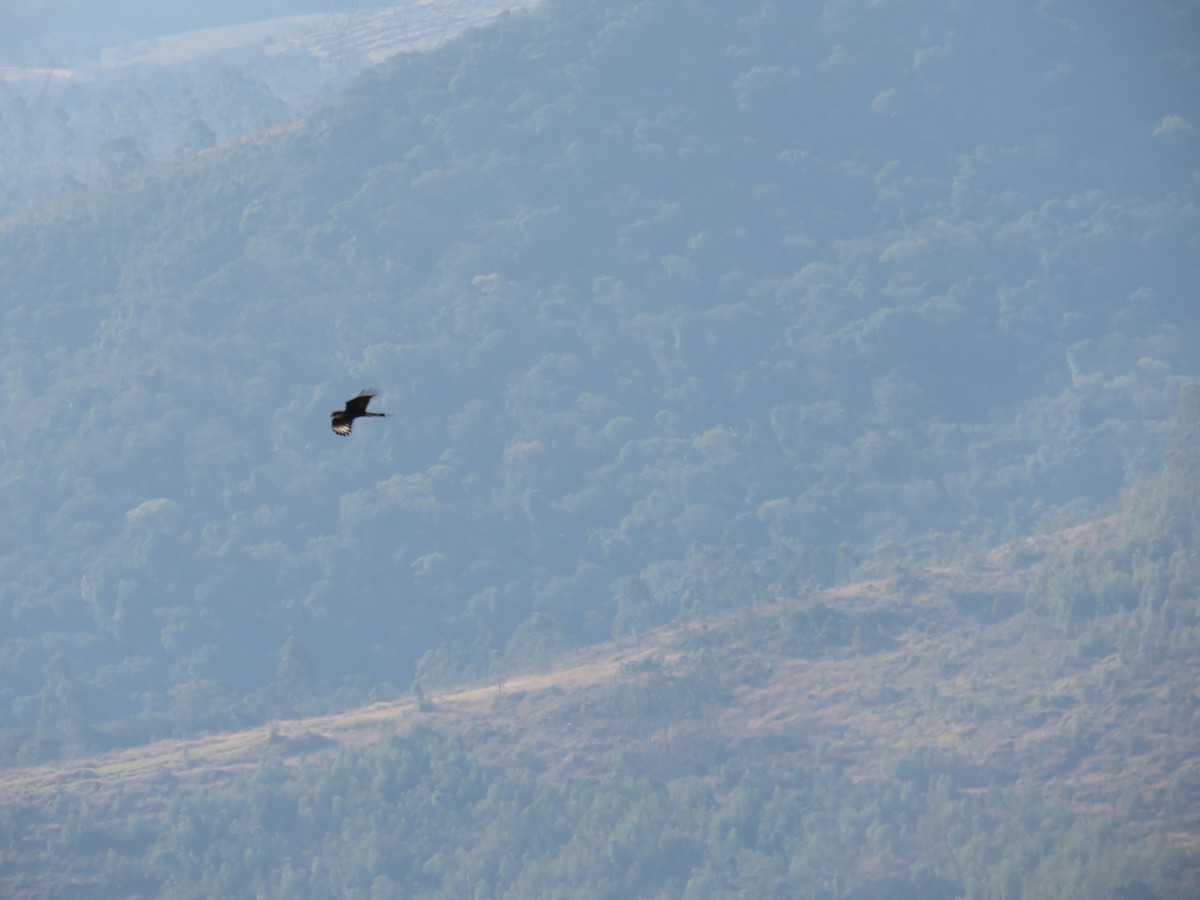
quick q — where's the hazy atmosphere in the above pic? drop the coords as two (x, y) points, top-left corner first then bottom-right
(2, 0), (1198, 896)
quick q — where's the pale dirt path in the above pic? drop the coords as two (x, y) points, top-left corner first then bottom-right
(0, 628), (677, 812)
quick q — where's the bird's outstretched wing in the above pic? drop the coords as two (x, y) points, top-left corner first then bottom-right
(344, 390), (377, 418)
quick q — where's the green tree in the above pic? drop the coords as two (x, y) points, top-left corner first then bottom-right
(23, 652), (89, 760)
(98, 135), (145, 176)
(275, 634), (317, 716)
(177, 117), (217, 155)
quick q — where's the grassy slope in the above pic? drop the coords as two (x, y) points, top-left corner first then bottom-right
(97, 0), (534, 68)
(2, 515), (1197, 892)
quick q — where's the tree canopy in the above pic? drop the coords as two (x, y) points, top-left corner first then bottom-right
(0, 6), (1195, 868)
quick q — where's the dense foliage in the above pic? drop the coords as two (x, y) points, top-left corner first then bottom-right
(4, 1), (1199, 896)
(1029, 384), (1200, 659)
(7, 724), (1189, 900)
(1, 0), (1197, 757)
(6, 395), (1200, 896)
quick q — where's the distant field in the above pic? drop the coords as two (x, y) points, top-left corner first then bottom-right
(0, 66), (73, 83)
(97, 0), (540, 69)
(98, 16), (329, 67)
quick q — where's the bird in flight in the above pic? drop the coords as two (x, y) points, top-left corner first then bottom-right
(331, 390), (388, 436)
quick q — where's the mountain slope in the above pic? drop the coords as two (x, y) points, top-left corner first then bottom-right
(2, 511), (1197, 896)
(0, 0), (1196, 751)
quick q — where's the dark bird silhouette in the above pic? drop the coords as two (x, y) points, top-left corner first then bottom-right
(331, 390), (387, 435)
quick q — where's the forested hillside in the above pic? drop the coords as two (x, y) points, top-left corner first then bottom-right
(0, 0), (529, 212)
(0, 4), (1198, 887)
(3, 439), (1199, 897)
(1, 0), (1197, 759)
